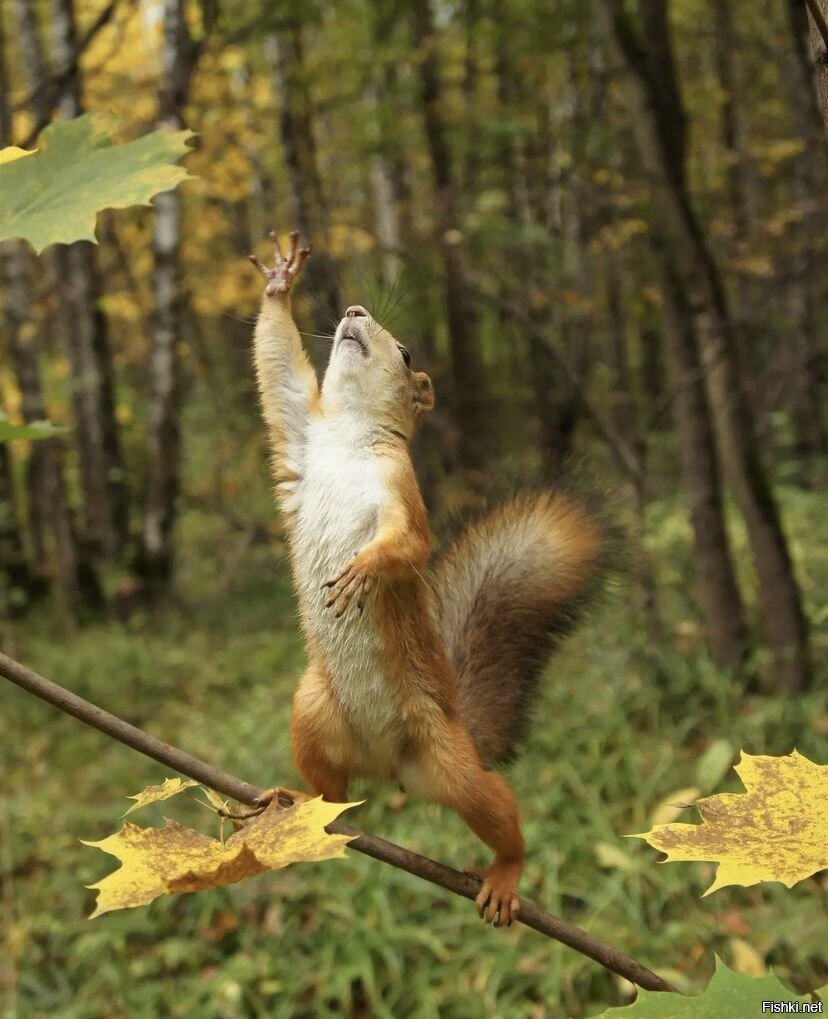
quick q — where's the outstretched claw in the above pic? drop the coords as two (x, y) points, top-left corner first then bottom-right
(248, 228), (311, 298)
(322, 554), (375, 617)
(467, 860), (521, 928)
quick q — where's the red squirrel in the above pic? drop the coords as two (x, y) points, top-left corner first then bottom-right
(249, 231), (607, 925)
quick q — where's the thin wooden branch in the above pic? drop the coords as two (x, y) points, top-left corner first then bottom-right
(0, 649), (676, 994)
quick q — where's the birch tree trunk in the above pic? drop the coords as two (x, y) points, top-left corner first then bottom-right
(136, 0), (202, 584)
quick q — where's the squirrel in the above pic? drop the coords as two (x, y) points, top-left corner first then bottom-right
(248, 230), (608, 926)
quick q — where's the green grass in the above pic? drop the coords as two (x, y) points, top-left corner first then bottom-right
(1, 485), (826, 1019)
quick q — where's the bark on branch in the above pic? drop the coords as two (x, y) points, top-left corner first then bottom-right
(0, 649), (676, 994)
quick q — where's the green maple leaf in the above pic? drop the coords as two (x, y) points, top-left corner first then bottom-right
(590, 958), (822, 1017)
(0, 115), (194, 254)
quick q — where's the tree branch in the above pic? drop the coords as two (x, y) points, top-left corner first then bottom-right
(0, 649), (676, 994)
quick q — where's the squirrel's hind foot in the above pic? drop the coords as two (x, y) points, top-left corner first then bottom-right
(467, 860), (521, 927)
(253, 785), (313, 811)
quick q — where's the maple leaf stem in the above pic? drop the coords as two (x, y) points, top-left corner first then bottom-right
(0, 649), (676, 994)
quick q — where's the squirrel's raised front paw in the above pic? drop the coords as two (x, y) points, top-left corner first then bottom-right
(322, 554), (375, 617)
(249, 229), (311, 298)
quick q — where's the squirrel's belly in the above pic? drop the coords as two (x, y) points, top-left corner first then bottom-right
(293, 434), (402, 759)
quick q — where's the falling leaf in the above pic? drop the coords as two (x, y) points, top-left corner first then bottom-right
(84, 796), (360, 917)
(590, 957), (820, 1017)
(123, 777), (198, 816)
(0, 114), (194, 253)
(632, 751), (828, 894)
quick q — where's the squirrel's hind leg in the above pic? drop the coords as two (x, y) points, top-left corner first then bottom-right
(291, 666), (354, 802)
(413, 722), (526, 926)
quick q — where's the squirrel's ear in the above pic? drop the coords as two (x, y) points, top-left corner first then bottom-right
(412, 372), (435, 418)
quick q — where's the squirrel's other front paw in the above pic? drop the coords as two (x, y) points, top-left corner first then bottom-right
(249, 229), (311, 297)
(322, 555), (375, 617)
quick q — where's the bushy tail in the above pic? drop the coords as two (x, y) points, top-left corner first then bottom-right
(430, 491), (610, 765)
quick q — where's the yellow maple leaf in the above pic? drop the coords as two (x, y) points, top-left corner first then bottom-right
(632, 751), (827, 895)
(123, 777), (198, 816)
(84, 796), (360, 917)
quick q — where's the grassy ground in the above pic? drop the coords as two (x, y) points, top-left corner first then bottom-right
(1, 483), (826, 1019)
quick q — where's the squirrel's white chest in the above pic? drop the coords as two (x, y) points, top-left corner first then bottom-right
(295, 420), (384, 589)
(293, 420), (400, 748)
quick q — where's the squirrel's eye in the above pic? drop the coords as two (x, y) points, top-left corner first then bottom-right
(398, 345), (411, 368)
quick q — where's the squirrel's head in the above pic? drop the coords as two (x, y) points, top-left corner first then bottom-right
(323, 305), (434, 437)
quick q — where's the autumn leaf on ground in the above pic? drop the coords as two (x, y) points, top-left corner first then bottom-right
(632, 751), (827, 894)
(123, 777), (198, 816)
(0, 114), (194, 253)
(589, 957), (822, 1018)
(84, 796), (360, 918)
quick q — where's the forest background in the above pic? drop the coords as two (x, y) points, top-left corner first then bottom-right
(1, 0), (827, 1017)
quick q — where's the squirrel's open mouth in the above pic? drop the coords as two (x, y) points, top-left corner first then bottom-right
(339, 333), (369, 357)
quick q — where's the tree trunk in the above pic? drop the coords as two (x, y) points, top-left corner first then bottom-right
(265, 27), (341, 338)
(597, 0), (812, 691)
(785, 0), (828, 483)
(51, 0), (129, 557)
(712, 3), (750, 243)
(658, 242), (749, 667)
(1, 245), (81, 607)
(0, 436), (38, 615)
(409, 0), (488, 474)
(803, 0), (828, 132)
(0, 9), (31, 614)
(136, 0), (199, 585)
(2, 0), (98, 610)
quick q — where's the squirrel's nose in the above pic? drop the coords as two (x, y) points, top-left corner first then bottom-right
(344, 305), (368, 318)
